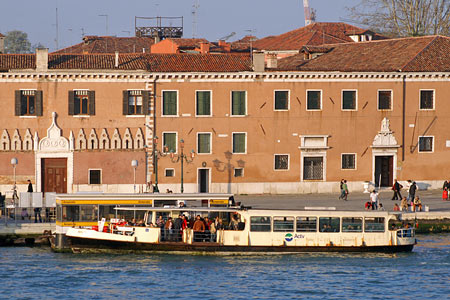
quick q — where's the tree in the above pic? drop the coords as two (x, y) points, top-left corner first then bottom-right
(347, 0), (450, 37)
(4, 30), (31, 53)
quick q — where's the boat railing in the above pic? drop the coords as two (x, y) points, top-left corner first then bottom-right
(396, 228), (415, 238)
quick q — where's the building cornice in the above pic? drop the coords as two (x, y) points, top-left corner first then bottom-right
(0, 71), (449, 82)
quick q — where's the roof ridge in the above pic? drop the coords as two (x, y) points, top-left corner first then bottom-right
(399, 36), (439, 71)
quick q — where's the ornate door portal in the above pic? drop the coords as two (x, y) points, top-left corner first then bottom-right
(41, 158), (67, 193)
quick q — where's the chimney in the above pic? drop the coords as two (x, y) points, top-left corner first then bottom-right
(0, 33), (4, 54)
(35, 48), (48, 72)
(115, 51), (119, 68)
(218, 40), (231, 53)
(199, 42), (210, 54)
(154, 36), (161, 44)
(252, 51), (265, 72)
(266, 53), (278, 69)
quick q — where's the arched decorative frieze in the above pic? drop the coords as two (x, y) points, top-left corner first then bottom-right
(76, 129), (87, 150)
(0, 129), (10, 151)
(134, 128), (144, 149)
(33, 132), (39, 151)
(23, 129), (33, 151)
(99, 128), (110, 150)
(111, 128), (122, 150)
(11, 129), (22, 151)
(38, 112), (69, 153)
(87, 129), (99, 150)
(69, 131), (74, 151)
(122, 128), (133, 150)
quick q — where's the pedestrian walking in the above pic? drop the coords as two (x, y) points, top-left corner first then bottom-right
(443, 180), (449, 201)
(342, 180), (349, 201)
(338, 179), (345, 200)
(409, 181), (417, 203)
(391, 179), (403, 200)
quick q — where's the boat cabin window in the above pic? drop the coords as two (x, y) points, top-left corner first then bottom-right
(80, 205), (98, 221)
(99, 205), (116, 221)
(273, 217), (294, 232)
(342, 217), (363, 232)
(250, 216), (272, 232)
(296, 217), (317, 232)
(62, 205), (79, 222)
(319, 217), (340, 232)
(364, 217), (385, 232)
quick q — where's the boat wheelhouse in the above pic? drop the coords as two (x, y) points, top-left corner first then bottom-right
(57, 193), (416, 253)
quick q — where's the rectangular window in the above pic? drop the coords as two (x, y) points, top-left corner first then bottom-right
(274, 154), (289, 170)
(273, 217), (294, 232)
(163, 132), (177, 153)
(307, 90), (321, 110)
(231, 91), (246, 116)
(418, 136), (433, 152)
(319, 217), (340, 233)
(16, 90), (42, 116)
(378, 90), (392, 110)
(250, 216), (272, 232)
(342, 90), (356, 110)
(74, 90), (90, 115)
(342, 217), (363, 232)
(162, 91), (178, 116)
(165, 169), (174, 177)
(20, 90), (35, 115)
(196, 91), (211, 116)
(341, 154), (356, 170)
(197, 133), (211, 154)
(274, 90), (289, 110)
(303, 157), (323, 180)
(364, 217), (385, 232)
(232, 133), (246, 154)
(296, 217), (317, 232)
(89, 170), (101, 184)
(234, 168), (243, 177)
(420, 90), (434, 110)
(128, 90), (143, 115)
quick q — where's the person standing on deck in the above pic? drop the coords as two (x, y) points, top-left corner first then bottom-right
(391, 179), (403, 200)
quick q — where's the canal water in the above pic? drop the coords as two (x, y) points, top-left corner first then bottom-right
(1, 234), (449, 300)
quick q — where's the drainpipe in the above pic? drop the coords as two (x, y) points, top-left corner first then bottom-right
(402, 74), (406, 161)
(152, 77), (159, 192)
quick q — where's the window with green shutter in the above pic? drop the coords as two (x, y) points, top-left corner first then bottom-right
(232, 133), (246, 153)
(196, 91), (211, 116)
(163, 133), (177, 153)
(307, 90), (321, 110)
(274, 90), (289, 110)
(197, 133), (211, 154)
(342, 90), (356, 110)
(231, 91), (246, 116)
(163, 91), (178, 116)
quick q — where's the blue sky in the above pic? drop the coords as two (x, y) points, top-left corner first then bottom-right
(0, 0), (360, 51)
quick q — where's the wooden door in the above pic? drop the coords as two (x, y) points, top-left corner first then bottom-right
(42, 158), (67, 193)
(375, 156), (393, 188)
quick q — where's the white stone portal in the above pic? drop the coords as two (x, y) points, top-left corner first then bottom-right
(39, 112), (70, 153)
(372, 117), (399, 148)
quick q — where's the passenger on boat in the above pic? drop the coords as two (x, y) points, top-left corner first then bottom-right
(393, 203), (400, 211)
(173, 215), (183, 242)
(193, 215), (205, 242)
(204, 217), (212, 242)
(378, 203), (385, 211)
(365, 201), (372, 210)
(370, 190), (379, 210)
(400, 197), (409, 211)
(209, 221), (216, 242)
(215, 218), (224, 230)
(181, 214), (188, 230)
(129, 218), (137, 226)
(229, 214), (240, 230)
(137, 219), (145, 226)
(413, 197), (423, 212)
(156, 216), (164, 228)
(164, 217), (174, 241)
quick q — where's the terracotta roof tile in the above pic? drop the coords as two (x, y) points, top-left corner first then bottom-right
(277, 35), (450, 72)
(0, 53), (251, 72)
(253, 22), (386, 51)
(53, 36), (155, 54)
(0, 54), (35, 70)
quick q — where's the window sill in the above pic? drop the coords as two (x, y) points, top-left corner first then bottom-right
(19, 116), (37, 119)
(195, 115), (212, 117)
(274, 109), (289, 112)
(230, 115), (247, 117)
(197, 152), (212, 155)
(419, 108), (435, 111)
(274, 169), (289, 171)
(161, 115), (179, 117)
(306, 109), (322, 111)
(125, 115), (145, 118)
(73, 115), (91, 118)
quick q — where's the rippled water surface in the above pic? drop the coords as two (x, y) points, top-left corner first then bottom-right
(1, 234), (450, 299)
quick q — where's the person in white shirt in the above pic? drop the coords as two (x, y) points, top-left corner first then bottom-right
(370, 190), (379, 210)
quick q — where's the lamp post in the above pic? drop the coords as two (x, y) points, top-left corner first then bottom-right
(149, 136), (169, 193)
(131, 160), (138, 193)
(169, 139), (195, 193)
(10, 158), (18, 223)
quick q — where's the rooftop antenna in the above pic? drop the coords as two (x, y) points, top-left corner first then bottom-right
(55, 3), (59, 50)
(192, 0), (200, 38)
(303, 0), (314, 26)
(99, 14), (109, 35)
(81, 27), (85, 38)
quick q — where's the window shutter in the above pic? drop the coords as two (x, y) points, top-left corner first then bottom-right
(88, 91), (95, 115)
(68, 91), (75, 115)
(142, 91), (150, 115)
(35, 90), (43, 116)
(123, 91), (129, 115)
(15, 90), (21, 116)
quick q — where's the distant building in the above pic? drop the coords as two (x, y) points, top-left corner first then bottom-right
(0, 35), (449, 196)
(53, 36), (155, 54)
